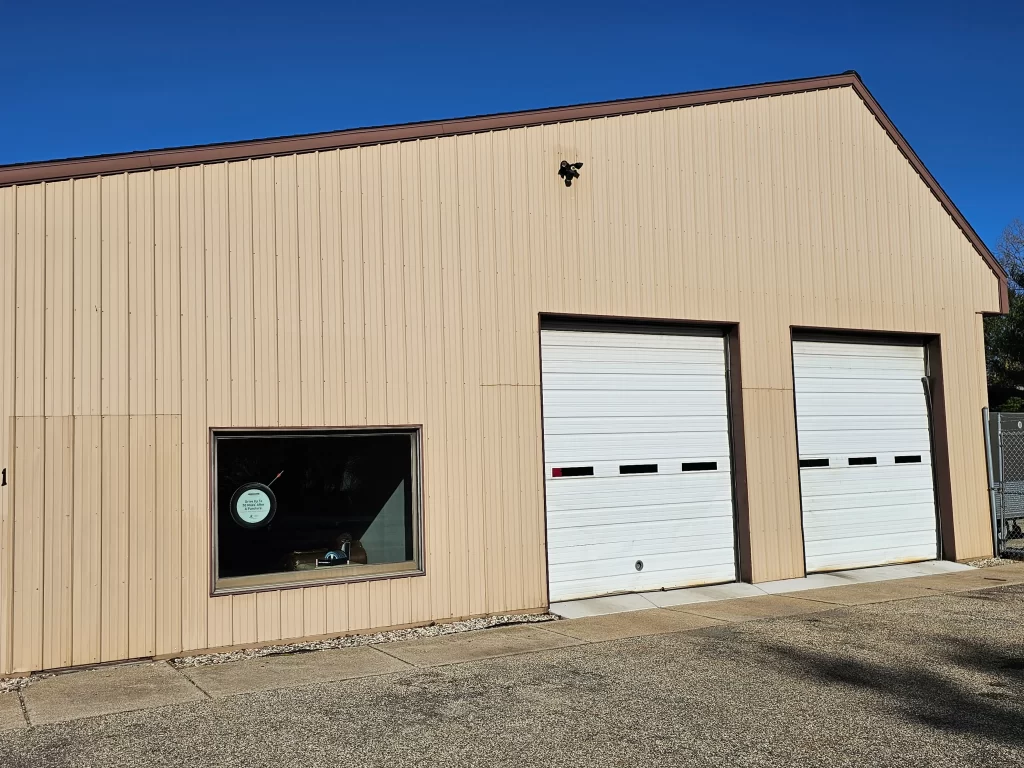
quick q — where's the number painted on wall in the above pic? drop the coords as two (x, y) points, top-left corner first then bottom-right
(1, 468), (5, 486)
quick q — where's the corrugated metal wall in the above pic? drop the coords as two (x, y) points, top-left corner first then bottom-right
(0, 85), (1001, 673)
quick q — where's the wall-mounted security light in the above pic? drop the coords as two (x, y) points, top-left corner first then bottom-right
(558, 160), (583, 187)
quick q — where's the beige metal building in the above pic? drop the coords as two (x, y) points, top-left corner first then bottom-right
(0, 72), (1007, 675)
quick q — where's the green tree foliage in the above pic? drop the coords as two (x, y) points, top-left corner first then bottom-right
(985, 219), (1024, 411)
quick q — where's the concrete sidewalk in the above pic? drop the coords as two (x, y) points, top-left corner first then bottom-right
(2, 561), (1023, 735)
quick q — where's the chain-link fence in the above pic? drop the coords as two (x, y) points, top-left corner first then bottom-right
(984, 409), (1024, 558)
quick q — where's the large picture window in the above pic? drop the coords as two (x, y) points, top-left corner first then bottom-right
(211, 428), (422, 594)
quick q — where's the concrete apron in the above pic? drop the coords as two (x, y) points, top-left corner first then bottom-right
(548, 560), (973, 618)
(3, 561), (1024, 731)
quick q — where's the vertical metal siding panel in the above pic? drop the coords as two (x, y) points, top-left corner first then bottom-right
(128, 173), (157, 659)
(302, 586), (326, 638)
(128, 172), (156, 417)
(98, 174), (130, 662)
(74, 177), (102, 417)
(340, 148), (367, 424)
(361, 145), (388, 427)
(41, 417), (73, 669)
(155, 414), (182, 655)
(274, 155), (302, 429)
(418, 138), (451, 619)
(154, 170), (182, 656)
(475, 133), (505, 611)
(204, 163), (233, 649)
(70, 180), (102, 664)
(634, 113), (659, 314)
(179, 165), (208, 652)
(659, 112), (685, 319)
(229, 161), (256, 428)
(815, 95), (840, 329)
(380, 142), (408, 423)
(457, 135), (486, 618)
(71, 415), (101, 664)
(524, 127), (551, 314)
(12, 417), (45, 672)
(228, 161), (258, 646)
(587, 119), (613, 314)
(127, 414), (156, 657)
(556, 121), (582, 314)
(44, 183), (74, 417)
(506, 127), (531, 609)
(438, 136), (468, 619)
(399, 139), (430, 623)
(296, 153), (325, 427)
(100, 414), (128, 661)
(318, 150), (345, 428)
(347, 581), (370, 631)
(100, 175), (128, 417)
(0, 187), (16, 674)
(40, 183), (74, 668)
(256, 591), (281, 643)
(280, 590), (304, 640)
(518, 384), (546, 608)
(15, 185), (45, 418)
(251, 158), (280, 428)
(154, 169), (182, 416)
(232, 589), (256, 646)
(691, 108), (713, 319)
(379, 142), (410, 628)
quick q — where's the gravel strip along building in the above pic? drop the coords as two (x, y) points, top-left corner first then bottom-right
(0, 71), (1007, 674)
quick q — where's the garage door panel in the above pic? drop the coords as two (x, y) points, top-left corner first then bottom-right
(548, 500), (736, 532)
(543, 432), (731, 462)
(793, 339), (937, 572)
(548, 512), (735, 547)
(541, 330), (723, 352)
(793, 377), (927, 395)
(544, 473), (732, 511)
(795, 392), (928, 417)
(542, 372), (728, 392)
(801, 503), (937, 532)
(806, 531), (938, 561)
(796, 414), (931, 432)
(799, 464), (934, 496)
(549, 526), (737, 561)
(542, 328), (736, 601)
(543, 415), (731, 435)
(794, 342), (924, 360)
(544, 359), (728, 376)
(795, 427), (933, 455)
(543, 389), (728, 417)
(792, 353), (924, 373)
(549, 547), (736, 584)
(800, 487), (935, 513)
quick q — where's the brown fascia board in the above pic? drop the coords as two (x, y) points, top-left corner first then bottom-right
(0, 70), (1006, 312)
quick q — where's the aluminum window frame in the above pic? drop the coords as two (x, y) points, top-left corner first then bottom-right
(209, 425), (425, 596)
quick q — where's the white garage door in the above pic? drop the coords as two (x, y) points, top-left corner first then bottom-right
(793, 339), (938, 572)
(541, 328), (736, 603)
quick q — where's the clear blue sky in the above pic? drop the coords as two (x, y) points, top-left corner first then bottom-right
(2, 0), (1021, 250)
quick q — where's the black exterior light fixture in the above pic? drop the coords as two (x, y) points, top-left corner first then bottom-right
(558, 160), (583, 187)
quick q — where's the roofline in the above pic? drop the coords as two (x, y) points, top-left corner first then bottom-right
(0, 70), (1007, 312)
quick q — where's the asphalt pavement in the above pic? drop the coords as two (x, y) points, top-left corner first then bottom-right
(0, 576), (1022, 767)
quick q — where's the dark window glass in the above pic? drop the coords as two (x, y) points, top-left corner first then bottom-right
(213, 429), (419, 591)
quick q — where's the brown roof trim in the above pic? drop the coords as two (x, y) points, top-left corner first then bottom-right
(0, 70), (1006, 312)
